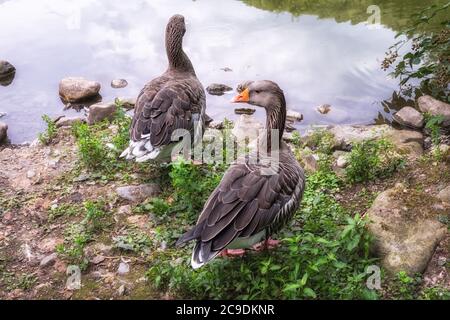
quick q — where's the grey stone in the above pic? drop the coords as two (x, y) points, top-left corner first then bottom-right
(234, 108), (256, 115)
(208, 120), (224, 130)
(111, 79), (128, 89)
(55, 115), (86, 128)
(116, 97), (136, 110)
(418, 95), (450, 127)
(317, 104), (332, 115)
(117, 262), (130, 275)
(206, 83), (233, 96)
(39, 253), (57, 268)
(286, 110), (303, 122)
(87, 102), (117, 125)
(116, 184), (162, 203)
(303, 154), (319, 172)
(393, 106), (424, 129)
(366, 185), (447, 275)
(437, 186), (450, 204)
(0, 60), (15, 79)
(59, 77), (101, 103)
(0, 121), (7, 143)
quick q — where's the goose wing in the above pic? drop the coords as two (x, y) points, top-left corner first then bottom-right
(177, 155), (305, 268)
(131, 77), (205, 146)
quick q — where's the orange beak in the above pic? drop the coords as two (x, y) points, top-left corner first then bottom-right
(231, 88), (250, 103)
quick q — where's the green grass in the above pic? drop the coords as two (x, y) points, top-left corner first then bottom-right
(345, 139), (405, 183)
(145, 162), (379, 300)
(56, 200), (109, 270)
(38, 115), (58, 145)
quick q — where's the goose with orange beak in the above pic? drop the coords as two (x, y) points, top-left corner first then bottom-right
(177, 80), (306, 269)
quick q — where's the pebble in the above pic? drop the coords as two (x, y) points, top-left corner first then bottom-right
(26, 170), (36, 179)
(40, 253), (58, 268)
(111, 79), (128, 89)
(118, 262), (130, 275)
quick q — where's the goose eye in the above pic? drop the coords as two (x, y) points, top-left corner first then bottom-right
(254, 90), (261, 94)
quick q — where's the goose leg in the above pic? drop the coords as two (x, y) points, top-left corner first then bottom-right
(219, 249), (246, 257)
(252, 238), (280, 251)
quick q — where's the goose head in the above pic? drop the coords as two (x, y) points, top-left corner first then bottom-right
(166, 14), (187, 39)
(231, 80), (286, 112)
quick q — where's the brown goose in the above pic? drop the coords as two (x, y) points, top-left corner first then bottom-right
(121, 14), (206, 162)
(177, 80), (306, 269)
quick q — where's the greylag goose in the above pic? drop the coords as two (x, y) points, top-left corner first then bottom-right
(121, 14), (206, 162)
(177, 80), (306, 269)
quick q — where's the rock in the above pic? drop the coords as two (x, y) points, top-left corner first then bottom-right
(336, 155), (348, 168)
(0, 121), (7, 143)
(317, 104), (332, 115)
(285, 122), (296, 133)
(59, 77), (101, 103)
(26, 170), (36, 179)
(208, 120), (224, 130)
(386, 129), (424, 158)
(206, 83), (233, 96)
(116, 97), (136, 110)
(303, 154), (319, 172)
(329, 125), (424, 157)
(55, 115), (86, 128)
(117, 205), (132, 215)
(393, 106), (424, 129)
(234, 108), (256, 115)
(286, 110), (303, 122)
(0, 112), (6, 118)
(424, 137), (433, 150)
(118, 285), (126, 296)
(437, 186), (450, 203)
(418, 95), (450, 127)
(0, 60), (15, 79)
(87, 102), (117, 125)
(0, 60), (15, 86)
(220, 67), (233, 72)
(116, 184), (162, 203)
(366, 185), (447, 275)
(90, 255), (106, 265)
(117, 262), (130, 275)
(40, 253), (58, 268)
(232, 115), (264, 143)
(111, 79), (128, 89)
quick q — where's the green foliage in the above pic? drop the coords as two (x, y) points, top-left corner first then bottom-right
(420, 286), (450, 300)
(424, 113), (445, 145)
(72, 122), (109, 170)
(345, 139), (405, 183)
(56, 200), (108, 269)
(383, 3), (450, 101)
(48, 203), (81, 221)
(146, 168), (378, 300)
(113, 230), (152, 254)
(389, 271), (421, 300)
(38, 115), (58, 145)
(112, 105), (132, 151)
(169, 159), (225, 217)
(71, 106), (131, 173)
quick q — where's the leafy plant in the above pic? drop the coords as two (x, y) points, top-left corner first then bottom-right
(424, 113), (445, 145)
(345, 139), (405, 183)
(383, 3), (450, 101)
(72, 122), (109, 170)
(38, 115), (58, 145)
(169, 159), (225, 217)
(146, 168), (377, 300)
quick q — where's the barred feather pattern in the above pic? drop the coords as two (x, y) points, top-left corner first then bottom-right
(120, 14), (206, 163)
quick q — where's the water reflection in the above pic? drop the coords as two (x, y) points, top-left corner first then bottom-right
(0, 0), (440, 143)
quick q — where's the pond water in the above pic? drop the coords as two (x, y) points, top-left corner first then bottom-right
(0, 0), (445, 143)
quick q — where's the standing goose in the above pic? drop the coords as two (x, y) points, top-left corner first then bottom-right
(177, 80), (306, 269)
(121, 14), (206, 162)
